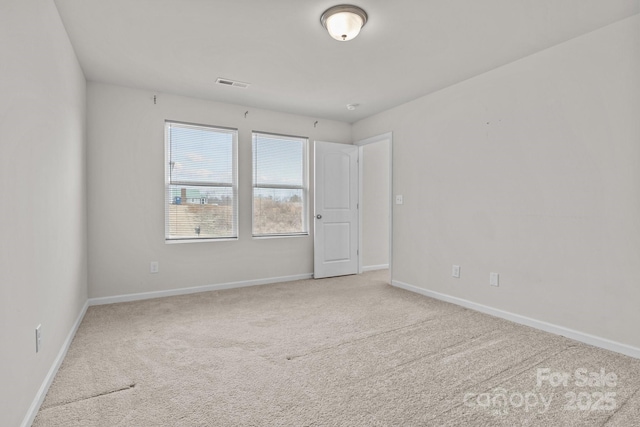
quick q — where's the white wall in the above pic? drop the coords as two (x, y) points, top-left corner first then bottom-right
(87, 83), (351, 298)
(361, 140), (390, 269)
(353, 15), (640, 349)
(0, 1), (87, 426)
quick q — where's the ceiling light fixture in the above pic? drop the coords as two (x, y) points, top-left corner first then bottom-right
(320, 5), (368, 41)
(346, 103), (359, 111)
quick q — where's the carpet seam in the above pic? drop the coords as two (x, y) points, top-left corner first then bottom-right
(345, 327), (505, 388)
(600, 385), (640, 426)
(286, 310), (476, 361)
(424, 344), (574, 423)
(39, 383), (136, 410)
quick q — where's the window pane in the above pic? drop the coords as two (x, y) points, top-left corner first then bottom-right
(169, 124), (233, 184)
(253, 188), (304, 235)
(253, 135), (303, 187)
(168, 185), (234, 239)
(166, 121), (237, 240)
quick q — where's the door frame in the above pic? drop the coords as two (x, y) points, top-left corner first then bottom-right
(354, 132), (393, 283)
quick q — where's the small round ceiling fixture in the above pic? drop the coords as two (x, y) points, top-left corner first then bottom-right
(346, 104), (359, 111)
(320, 5), (368, 41)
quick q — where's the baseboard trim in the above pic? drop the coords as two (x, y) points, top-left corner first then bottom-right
(362, 264), (389, 272)
(391, 279), (640, 360)
(89, 273), (314, 306)
(21, 299), (89, 427)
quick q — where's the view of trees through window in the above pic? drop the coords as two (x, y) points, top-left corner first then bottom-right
(167, 187), (234, 239)
(252, 132), (308, 236)
(253, 189), (304, 235)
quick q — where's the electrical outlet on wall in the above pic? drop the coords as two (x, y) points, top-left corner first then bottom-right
(35, 324), (42, 353)
(490, 272), (499, 287)
(452, 265), (460, 278)
(150, 261), (159, 274)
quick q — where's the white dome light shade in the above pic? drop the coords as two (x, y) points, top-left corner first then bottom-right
(325, 11), (363, 41)
(321, 5), (368, 41)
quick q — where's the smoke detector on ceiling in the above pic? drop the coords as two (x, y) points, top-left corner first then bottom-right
(215, 78), (250, 89)
(346, 103), (359, 111)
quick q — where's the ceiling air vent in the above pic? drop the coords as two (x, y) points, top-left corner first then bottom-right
(216, 78), (250, 89)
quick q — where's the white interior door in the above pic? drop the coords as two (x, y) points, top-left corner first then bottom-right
(314, 141), (359, 279)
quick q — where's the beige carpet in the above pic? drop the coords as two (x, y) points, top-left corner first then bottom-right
(34, 271), (640, 426)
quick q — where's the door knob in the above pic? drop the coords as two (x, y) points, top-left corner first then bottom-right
(316, 214), (322, 219)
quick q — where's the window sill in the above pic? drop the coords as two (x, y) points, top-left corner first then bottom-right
(252, 233), (309, 240)
(165, 237), (238, 244)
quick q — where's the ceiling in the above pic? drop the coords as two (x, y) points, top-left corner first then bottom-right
(54, 0), (639, 123)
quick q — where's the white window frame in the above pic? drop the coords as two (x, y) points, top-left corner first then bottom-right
(164, 120), (238, 242)
(252, 131), (309, 238)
